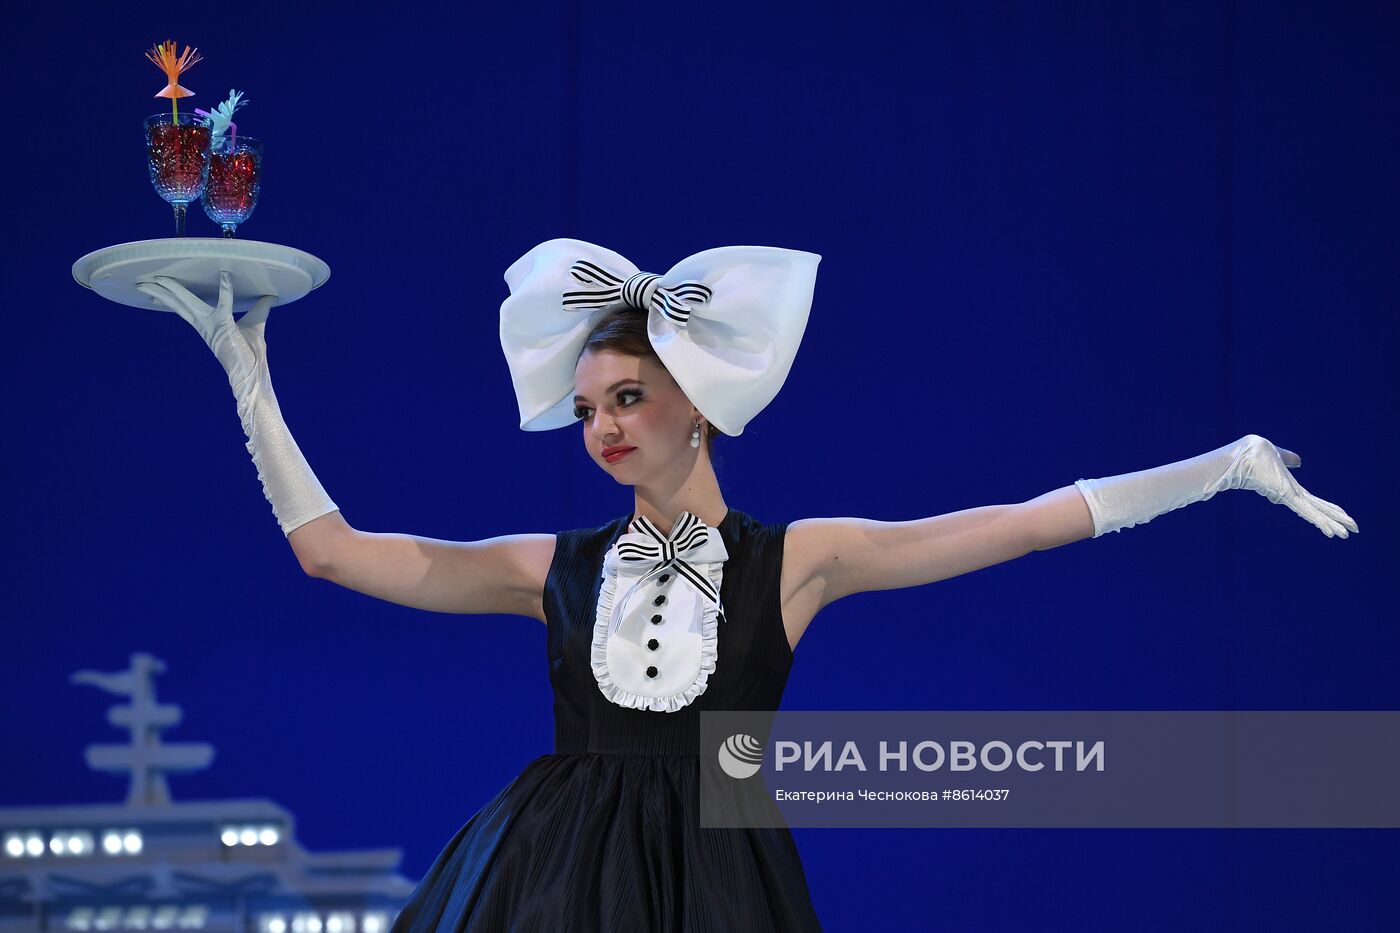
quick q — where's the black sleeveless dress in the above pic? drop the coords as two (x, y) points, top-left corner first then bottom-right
(391, 507), (823, 932)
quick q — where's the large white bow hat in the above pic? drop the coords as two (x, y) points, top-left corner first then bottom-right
(500, 238), (821, 437)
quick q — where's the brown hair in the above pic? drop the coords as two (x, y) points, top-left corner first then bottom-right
(580, 309), (724, 453)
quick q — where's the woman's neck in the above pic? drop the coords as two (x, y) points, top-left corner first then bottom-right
(631, 489), (728, 535)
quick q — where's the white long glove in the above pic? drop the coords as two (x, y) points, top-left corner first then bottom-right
(135, 272), (339, 537)
(1075, 434), (1358, 539)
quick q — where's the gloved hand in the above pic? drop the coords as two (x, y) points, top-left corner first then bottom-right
(1074, 434), (1358, 539)
(135, 272), (339, 537)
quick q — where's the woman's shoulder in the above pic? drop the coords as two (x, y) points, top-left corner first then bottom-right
(556, 511), (631, 542)
(548, 511), (631, 567)
(720, 508), (793, 571)
(725, 506), (791, 540)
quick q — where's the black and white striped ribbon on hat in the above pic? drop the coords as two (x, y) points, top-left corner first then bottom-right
(565, 259), (713, 327)
(618, 511), (721, 606)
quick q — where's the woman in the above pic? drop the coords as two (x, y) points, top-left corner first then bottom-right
(136, 239), (1356, 932)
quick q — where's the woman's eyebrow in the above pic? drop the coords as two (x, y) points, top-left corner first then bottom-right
(574, 379), (646, 403)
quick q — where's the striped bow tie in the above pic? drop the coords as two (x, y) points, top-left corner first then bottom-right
(565, 259), (713, 327)
(606, 511), (728, 607)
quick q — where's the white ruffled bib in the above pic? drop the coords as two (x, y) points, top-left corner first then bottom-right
(590, 511), (729, 713)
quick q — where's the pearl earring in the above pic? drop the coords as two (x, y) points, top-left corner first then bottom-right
(690, 422), (701, 449)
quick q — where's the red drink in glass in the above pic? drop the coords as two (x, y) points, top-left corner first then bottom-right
(202, 137), (263, 237)
(143, 113), (211, 236)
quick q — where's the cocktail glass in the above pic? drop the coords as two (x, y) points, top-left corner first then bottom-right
(201, 136), (263, 238)
(144, 113), (212, 237)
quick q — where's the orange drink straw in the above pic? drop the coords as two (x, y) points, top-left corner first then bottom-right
(146, 40), (202, 121)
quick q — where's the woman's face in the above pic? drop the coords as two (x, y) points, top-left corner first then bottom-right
(573, 349), (699, 482)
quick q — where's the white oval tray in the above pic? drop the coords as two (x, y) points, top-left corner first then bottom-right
(73, 239), (330, 314)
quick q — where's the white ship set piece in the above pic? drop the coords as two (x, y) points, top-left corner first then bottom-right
(0, 653), (415, 932)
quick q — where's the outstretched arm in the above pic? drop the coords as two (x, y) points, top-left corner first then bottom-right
(137, 273), (557, 621)
(136, 273), (338, 558)
(785, 434), (1357, 624)
(296, 511), (556, 620)
(784, 489), (1090, 616)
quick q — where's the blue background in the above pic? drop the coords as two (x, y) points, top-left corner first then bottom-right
(6, 1), (1397, 929)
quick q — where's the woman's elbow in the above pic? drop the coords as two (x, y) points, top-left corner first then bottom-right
(1020, 487), (1097, 551)
(291, 539), (329, 577)
(288, 513), (349, 577)
(297, 551), (330, 578)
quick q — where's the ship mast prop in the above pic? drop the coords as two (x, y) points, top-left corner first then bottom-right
(71, 652), (215, 806)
